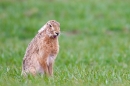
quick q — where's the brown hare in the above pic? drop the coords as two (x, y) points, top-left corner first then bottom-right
(21, 20), (60, 76)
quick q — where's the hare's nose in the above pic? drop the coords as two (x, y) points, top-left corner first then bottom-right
(56, 32), (59, 36)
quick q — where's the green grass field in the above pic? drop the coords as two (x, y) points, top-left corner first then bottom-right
(0, 0), (130, 86)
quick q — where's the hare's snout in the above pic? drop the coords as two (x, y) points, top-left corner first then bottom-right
(52, 32), (60, 38)
(55, 32), (59, 36)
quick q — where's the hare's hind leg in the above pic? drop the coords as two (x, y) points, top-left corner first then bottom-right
(21, 70), (27, 77)
(29, 67), (37, 76)
(21, 67), (36, 76)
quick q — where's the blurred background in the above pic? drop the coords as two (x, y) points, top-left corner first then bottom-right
(1, 0), (130, 39)
(0, 0), (130, 86)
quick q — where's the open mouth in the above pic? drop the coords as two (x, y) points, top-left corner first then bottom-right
(53, 35), (57, 38)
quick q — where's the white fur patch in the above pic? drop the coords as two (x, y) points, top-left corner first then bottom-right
(38, 25), (46, 33)
(47, 55), (55, 66)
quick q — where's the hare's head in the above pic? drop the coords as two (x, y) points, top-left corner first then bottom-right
(38, 20), (60, 38)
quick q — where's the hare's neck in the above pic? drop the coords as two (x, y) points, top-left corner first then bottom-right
(44, 35), (58, 42)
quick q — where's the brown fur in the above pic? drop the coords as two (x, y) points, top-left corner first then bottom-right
(21, 20), (60, 76)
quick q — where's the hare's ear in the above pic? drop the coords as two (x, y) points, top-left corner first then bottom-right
(38, 25), (46, 33)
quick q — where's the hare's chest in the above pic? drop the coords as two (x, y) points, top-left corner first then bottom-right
(49, 43), (59, 54)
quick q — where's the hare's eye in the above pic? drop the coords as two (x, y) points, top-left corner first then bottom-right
(49, 24), (52, 27)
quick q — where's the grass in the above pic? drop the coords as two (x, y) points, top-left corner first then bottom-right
(0, 0), (130, 86)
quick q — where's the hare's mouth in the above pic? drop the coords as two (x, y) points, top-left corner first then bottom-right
(52, 32), (59, 38)
(53, 35), (57, 38)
